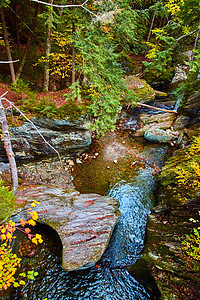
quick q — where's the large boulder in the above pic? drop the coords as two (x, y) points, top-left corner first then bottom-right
(144, 128), (179, 144)
(0, 116), (91, 161)
(173, 90), (200, 130)
(16, 186), (120, 271)
(125, 75), (167, 103)
(135, 112), (176, 137)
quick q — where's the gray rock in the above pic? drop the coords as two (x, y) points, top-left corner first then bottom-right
(134, 112), (176, 137)
(171, 64), (188, 84)
(173, 115), (191, 130)
(0, 162), (10, 174)
(144, 128), (179, 143)
(184, 90), (200, 118)
(16, 186), (120, 271)
(0, 117), (92, 161)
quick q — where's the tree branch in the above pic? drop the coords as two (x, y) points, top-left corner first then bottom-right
(136, 102), (178, 113)
(31, 0), (97, 17)
(175, 29), (198, 43)
(0, 59), (19, 64)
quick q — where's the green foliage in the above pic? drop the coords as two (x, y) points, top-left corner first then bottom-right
(183, 211), (200, 261)
(74, 24), (135, 135)
(174, 135), (200, 191)
(0, 201), (42, 290)
(189, 48), (200, 75)
(28, 96), (84, 120)
(0, 180), (16, 221)
(144, 0), (200, 82)
(33, 97), (59, 119)
(11, 79), (36, 102)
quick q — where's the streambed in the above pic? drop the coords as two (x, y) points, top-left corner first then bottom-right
(4, 129), (170, 300)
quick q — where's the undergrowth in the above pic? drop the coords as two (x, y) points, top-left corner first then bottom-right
(0, 180), (16, 222)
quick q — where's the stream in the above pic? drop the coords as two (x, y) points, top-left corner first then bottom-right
(5, 115), (170, 300)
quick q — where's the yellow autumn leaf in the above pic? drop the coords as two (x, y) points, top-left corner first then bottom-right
(28, 219), (36, 226)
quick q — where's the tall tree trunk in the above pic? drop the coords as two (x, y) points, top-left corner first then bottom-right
(0, 7), (16, 84)
(16, 37), (31, 80)
(43, 0), (53, 92)
(191, 24), (200, 61)
(147, 11), (155, 43)
(72, 21), (76, 84)
(0, 96), (18, 194)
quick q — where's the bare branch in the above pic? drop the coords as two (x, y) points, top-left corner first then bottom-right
(0, 91), (8, 98)
(137, 102), (178, 113)
(0, 59), (19, 64)
(1, 96), (62, 162)
(31, 0), (97, 16)
(175, 29), (198, 43)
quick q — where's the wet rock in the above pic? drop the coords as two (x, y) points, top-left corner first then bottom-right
(16, 186), (120, 271)
(138, 200), (200, 300)
(184, 90), (200, 118)
(134, 112), (175, 137)
(0, 116), (91, 162)
(173, 91), (200, 131)
(173, 115), (191, 130)
(144, 128), (179, 144)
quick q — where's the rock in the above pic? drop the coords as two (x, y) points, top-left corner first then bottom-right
(0, 116), (92, 162)
(137, 200), (200, 300)
(154, 90), (168, 97)
(16, 186), (120, 272)
(184, 90), (200, 118)
(125, 75), (162, 103)
(76, 158), (82, 164)
(171, 64), (189, 84)
(173, 115), (191, 130)
(144, 128), (179, 143)
(134, 112), (176, 137)
(0, 162), (10, 174)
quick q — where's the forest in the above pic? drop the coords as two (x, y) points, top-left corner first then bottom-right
(0, 0), (199, 133)
(0, 0), (200, 299)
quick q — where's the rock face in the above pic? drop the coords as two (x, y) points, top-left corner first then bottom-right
(125, 75), (167, 103)
(0, 116), (91, 161)
(135, 112), (176, 137)
(16, 186), (120, 271)
(144, 128), (179, 144)
(173, 90), (200, 130)
(139, 200), (200, 300)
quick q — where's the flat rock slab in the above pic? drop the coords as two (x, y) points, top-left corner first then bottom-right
(17, 186), (120, 271)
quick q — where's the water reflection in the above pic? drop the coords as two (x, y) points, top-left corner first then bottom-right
(9, 136), (167, 300)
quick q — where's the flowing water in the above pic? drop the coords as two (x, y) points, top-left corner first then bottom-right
(5, 126), (169, 300)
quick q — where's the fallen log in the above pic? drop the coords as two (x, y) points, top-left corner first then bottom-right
(136, 102), (178, 113)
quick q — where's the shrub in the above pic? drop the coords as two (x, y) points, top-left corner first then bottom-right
(183, 211), (200, 261)
(0, 180), (16, 221)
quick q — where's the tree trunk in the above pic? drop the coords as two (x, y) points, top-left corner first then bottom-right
(72, 46), (76, 84)
(16, 37), (31, 80)
(147, 11), (155, 43)
(191, 24), (200, 61)
(43, 0), (53, 92)
(0, 7), (16, 84)
(71, 19), (76, 84)
(0, 96), (18, 194)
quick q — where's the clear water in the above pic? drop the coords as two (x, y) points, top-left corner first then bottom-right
(6, 135), (168, 300)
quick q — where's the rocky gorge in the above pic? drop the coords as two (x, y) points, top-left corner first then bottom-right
(0, 76), (200, 299)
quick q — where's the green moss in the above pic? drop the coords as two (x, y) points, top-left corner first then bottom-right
(0, 180), (16, 221)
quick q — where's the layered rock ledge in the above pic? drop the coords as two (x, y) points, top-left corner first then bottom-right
(0, 116), (91, 161)
(16, 186), (120, 271)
